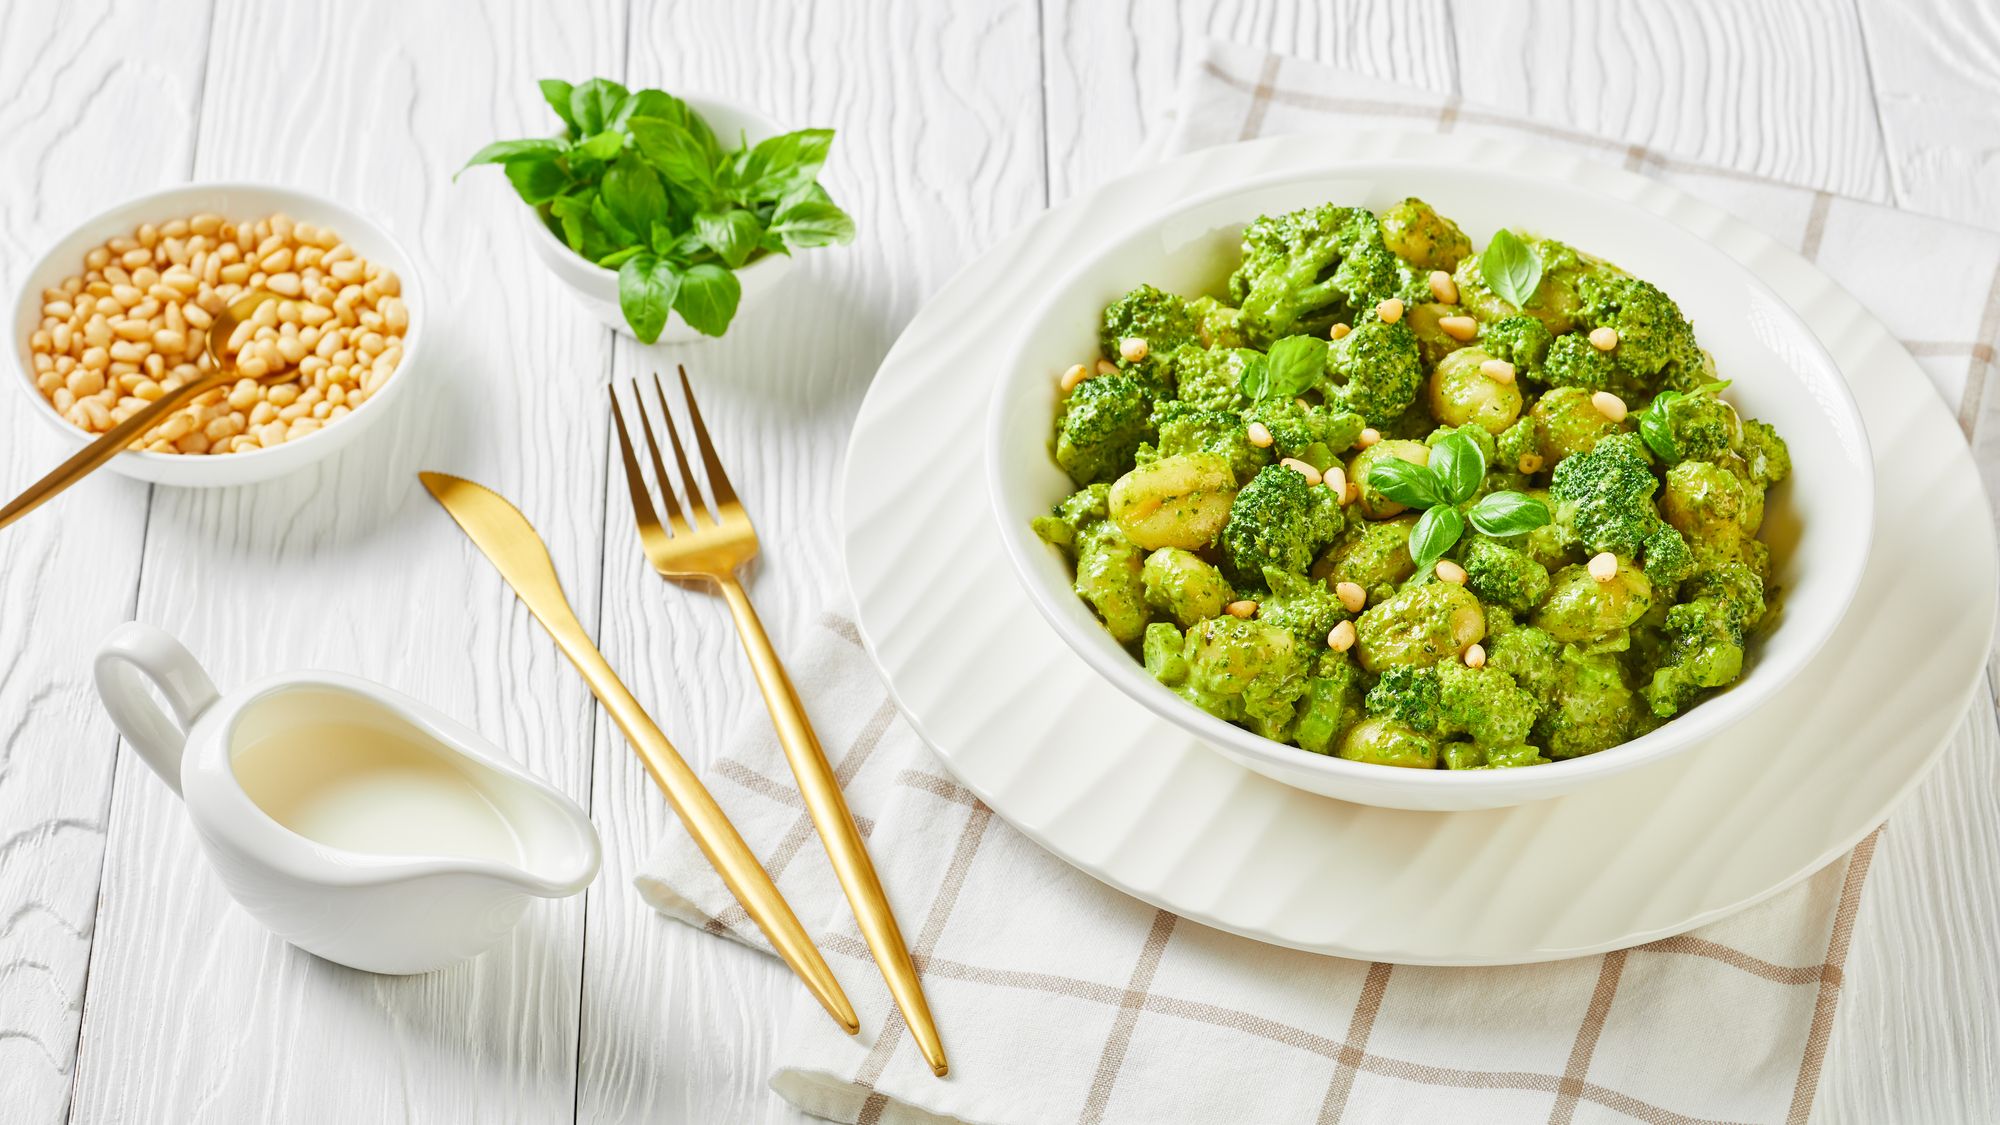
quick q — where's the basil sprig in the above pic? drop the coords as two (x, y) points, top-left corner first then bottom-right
(1637, 380), (1731, 462)
(1368, 431), (1551, 574)
(1480, 229), (1543, 309)
(460, 77), (856, 341)
(1239, 335), (1325, 401)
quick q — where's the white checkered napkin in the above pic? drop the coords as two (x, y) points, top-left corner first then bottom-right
(628, 39), (2000, 1125)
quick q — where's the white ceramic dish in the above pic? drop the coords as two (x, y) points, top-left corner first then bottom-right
(841, 130), (1997, 963)
(10, 182), (426, 487)
(522, 94), (795, 343)
(988, 170), (1873, 811)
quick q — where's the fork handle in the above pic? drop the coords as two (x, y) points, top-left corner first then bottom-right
(0, 371), (229, 531)
(716, 577), (949, 1077)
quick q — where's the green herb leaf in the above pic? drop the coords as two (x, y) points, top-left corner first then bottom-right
(502, 155), (569, 205)
(1638, 391), (1682, 461)
(1235, 354), (1271, 400)
(731, 128), (834, 201)
(596, 245), (644, 270)
(1368, 458), (1446, 510)
(693, 209), (764, 269)
(539, 79), (579, 136)
(673, 262), (742, 337)
(618, 90), (720, 158)
(618, 252), (682, 345)
(1409, 505), (1465, 575)
(768, 196), (855, 249)
(569, 78), (630, 136)
(1481, 228), (1543, 309)
(601, 158), (667, 233)
(457, 138), (567, 178)
(628, 115), (720, 200)
(1429, 431), (1486, 504)
(1466, 491), (1551, 537)
(573, 129), (627, 164)
(1261, 336), (1327, 400)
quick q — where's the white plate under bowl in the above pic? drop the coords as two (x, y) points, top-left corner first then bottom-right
(842, 130), (1997, 963)
(10, 182), (426, 487)
(989, 168), (1872, 811)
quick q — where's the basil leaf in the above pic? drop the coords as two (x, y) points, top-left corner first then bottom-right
(1639, 391), (1682, 461)
(589, 193), (634, 245)
(596, 245), (644, 270)
(768, 197), (855, 249)
(618, 90), (721, 160)
(731, 128), (834, 201)
(1409, 505), (1465, 575)
(539, 79), (579, 136)
(1467, 491), (1551, 537)
(501, 155), (568, 205)
(1368, 458), (1445, 510)
(618, 252), (681, 344)
(1263, 336), (1327, 400)
(1236, 354), (1270, 400)
(629, 115), (720, 200)
(458, 137), (566, 177)
(693, 209), (764, 269)
(601, 158), (667, 232)
(672, 262), (742, 337)
(1429, 431), (1486, 504)
(1481, 228), (1543, 309)
(569, 78), (630, 136)
(573, 129), (627, 164)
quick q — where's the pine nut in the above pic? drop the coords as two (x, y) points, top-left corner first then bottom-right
(1119, 337), (1148, 363)
(1589, 326), (1619, 351)
(1095, 359), (1118, 375)
(1323, 465), (1347, 500)
(1480, 358), (1516, 384)
(1330, 323), (1352, 340)
(1464, 643), (1487, 668)
(1436, 560), (1468, 585)
(1335, 582), (1366, 614)
(1357, 428), (1382, 448)
(1327, 620), (1357, 652)
(1280, 458), (1323, 485)
(1375, 298), (1404, 325)
(1591, 391), (1628, 422)
(1060, 363), (1088, 392)
(1588, 552), (1619, 583)
(1226, 600), (1258, 620)
(1428, 270), (1457, 304)
(1246, 421), (1274, 448)
(1438, 315), (1478, 341)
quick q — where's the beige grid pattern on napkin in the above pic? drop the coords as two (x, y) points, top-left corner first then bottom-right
(635, 40), (2000, 1125)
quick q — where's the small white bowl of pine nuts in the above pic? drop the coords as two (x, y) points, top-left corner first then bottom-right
(11, 183), (423, 486)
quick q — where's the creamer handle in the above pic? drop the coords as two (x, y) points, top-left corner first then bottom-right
(93, 623), (220, 797)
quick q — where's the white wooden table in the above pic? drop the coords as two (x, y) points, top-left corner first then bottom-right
(1, 2), (1994, 1121)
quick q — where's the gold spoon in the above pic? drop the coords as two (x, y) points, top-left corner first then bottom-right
(1, 289), (284, 531)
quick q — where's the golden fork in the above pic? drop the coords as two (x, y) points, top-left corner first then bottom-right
(0, 289), (278, 531)
(611, 368), (949, 1078)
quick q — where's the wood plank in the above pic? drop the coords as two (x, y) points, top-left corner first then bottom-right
(576, 2), (1052, 1121)
(64, 2), (624, 1121)
(1450, 0), (1894, 204)
(0, 2), (211, 1121)
(1852, 0), (2000, 225)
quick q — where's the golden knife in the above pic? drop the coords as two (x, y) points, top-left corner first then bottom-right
(419, 471), (858, 1035)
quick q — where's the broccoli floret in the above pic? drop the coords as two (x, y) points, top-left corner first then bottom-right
(1541, 333), (1617, 391)
(1651, 387), (1740, 465)
(1188, 295), (1248, 349)
(1641, 599), (1747, 717)
(1738, 418), (1791, 488)
(1055, 374), (1156, 485)
(1325, 317), (1424, 421)
(1218, 464), (1345, 587)
(1170, 344), (1261, 412)
(1227, 204), (1423, 344)
(1436, 662), (1541, 747)
(1366, 666), (1444, 733)
(1073, 522), (1150, 644)
(1142, 548), (1233, 628)
(1547, 433), (1661, 557)
(1243, 397), (1367, 461)
(1258, 567), (1349, 646)
(1167, 615), (1310, 739)
(1496, 416), (1540, 474)
(1533, 649), (1640, 759)
(1577, 274), (1702, 387)
(1483, 614), (1561, 698)
(1641, 523), (1694, 586)
(1661, 458), (1752, 548)
(1030, 483), (1110, 558)
(1479, 315), (1554, 378)
(1152, 399), (1271, 483)
(1462, 536), (1551, 614)
(1101, 285), (1201, 378)
(1685, 557), (1768, 632)
(1293, 653), (1364, 754)
(1379, 197), (1472, 272)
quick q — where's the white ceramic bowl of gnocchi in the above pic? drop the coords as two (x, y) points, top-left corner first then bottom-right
(9, 182), (425, 488)
(987, 165), (1873, 811)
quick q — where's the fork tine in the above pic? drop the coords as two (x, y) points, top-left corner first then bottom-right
(676, 365), (739, 508)
(609, 386), (669, 542)
(631, 378), (694, 534)
(648, 371), (714, 525)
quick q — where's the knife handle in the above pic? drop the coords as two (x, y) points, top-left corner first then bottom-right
(543, 618), (858, 1034)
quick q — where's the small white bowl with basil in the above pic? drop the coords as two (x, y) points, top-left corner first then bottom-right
(462, 78), (856, 343)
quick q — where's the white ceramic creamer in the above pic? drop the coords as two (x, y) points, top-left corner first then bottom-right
(93, 622), (600, 974)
